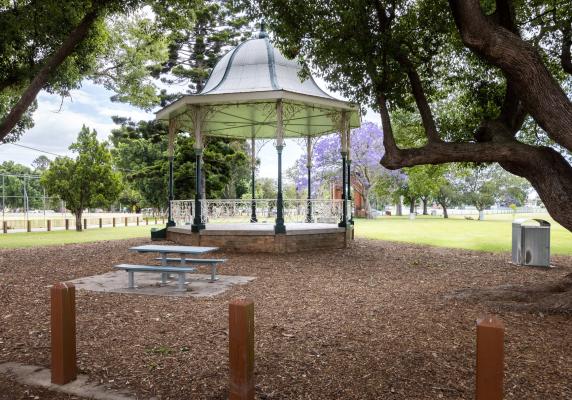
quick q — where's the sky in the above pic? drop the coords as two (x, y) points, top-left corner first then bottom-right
(0, 78), (380, 180)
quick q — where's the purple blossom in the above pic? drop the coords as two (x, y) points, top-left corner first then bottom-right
(292, 122), (396, 196)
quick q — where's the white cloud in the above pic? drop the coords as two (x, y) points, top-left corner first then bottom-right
(0, 82), (154, 167)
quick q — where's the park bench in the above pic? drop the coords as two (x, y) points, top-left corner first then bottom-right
(154, 257), (226, 282)
(113, 264), (197, 291)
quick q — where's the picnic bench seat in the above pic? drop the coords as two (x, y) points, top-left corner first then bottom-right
(154, 257), (226, 282)
(114, 264), (197, 291)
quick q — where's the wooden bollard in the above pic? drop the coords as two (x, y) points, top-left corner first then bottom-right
(476, 316), (504, 400)
(65, 219), (69, 230)
(136, 216), (139, 226)
(3, 221), (7, 233)
(112, 217), (116, 227)
(83, 218), (87, 230)
(229, 298), (255, 400)
(125, 217), (128, 227)
(27, 220), (31, 232)
(51, 282), (77, 385)
(99, 218), (102, 228)
(47, 220), (51, 232)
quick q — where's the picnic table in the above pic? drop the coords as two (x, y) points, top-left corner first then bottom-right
(114, 244), (225, 291)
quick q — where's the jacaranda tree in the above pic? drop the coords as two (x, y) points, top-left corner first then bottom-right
(292, 122), (400, 218)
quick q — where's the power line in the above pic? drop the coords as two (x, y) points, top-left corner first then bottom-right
(3, 142), (138, 173)
(7, 143), (65, 157)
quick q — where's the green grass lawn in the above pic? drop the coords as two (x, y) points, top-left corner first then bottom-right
(355, 214), (572, 255)
(0, 225), (162, 249)
(2, 215), (571, 255)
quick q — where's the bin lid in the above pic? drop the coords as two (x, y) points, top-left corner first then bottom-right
(512, 218), (550, 227)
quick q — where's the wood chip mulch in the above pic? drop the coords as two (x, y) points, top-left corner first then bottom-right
(0, 238), (571, 399)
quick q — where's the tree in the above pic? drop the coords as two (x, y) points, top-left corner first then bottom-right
(32, 156), (51, 172)
(0, 161), (43, 210)
(41, 126), (122, 231)
(94, 0), (253, 109)
(255, 0), (572, 232)
(110, 118), (250, 208)
(241, 177), (277, 200)
(402, 165), (446, 215)
(460, 168), (499, 219)
(370, 171), (406, 215)
(434, 167), (465, 218)
(0, 0), (144, 142)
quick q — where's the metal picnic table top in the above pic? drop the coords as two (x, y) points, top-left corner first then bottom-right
(129, 244), (219, 255)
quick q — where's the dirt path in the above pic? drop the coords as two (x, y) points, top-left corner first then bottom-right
(0, 238), (571, 399)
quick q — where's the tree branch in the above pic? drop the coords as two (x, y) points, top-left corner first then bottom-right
(376, 91), (398, 157)
(449, 0), (572, 152)
(0, 2), (110, 141)
(381, 140), (543, 169)
(395, 53), (441, 143)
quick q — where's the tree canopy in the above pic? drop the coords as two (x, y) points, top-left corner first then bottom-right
(41, 125), (122, 230)
(253, 0), (572, 232)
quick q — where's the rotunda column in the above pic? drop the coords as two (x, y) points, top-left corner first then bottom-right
(306, 136), (313, 223)
(192, 106), (206, 232)
(250, 134), (258, 223)
(338, 112), (348, 228)
(167, 118), (177, 227)
(346, 124), (354, 225)
(275, 100), (286, 234)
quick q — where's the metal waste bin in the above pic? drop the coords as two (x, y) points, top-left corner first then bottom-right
(512, 219), (550, 267)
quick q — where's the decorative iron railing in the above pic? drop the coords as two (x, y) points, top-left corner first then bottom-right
(170, 199), (350, 225)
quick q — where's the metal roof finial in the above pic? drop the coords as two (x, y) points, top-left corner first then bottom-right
(257, 20), (268, 38)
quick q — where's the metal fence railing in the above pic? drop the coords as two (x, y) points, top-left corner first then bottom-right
(171, 198), (349, 225)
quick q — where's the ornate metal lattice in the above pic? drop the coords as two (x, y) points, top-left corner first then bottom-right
(170, 199), (350, 225)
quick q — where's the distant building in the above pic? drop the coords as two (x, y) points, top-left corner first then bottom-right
(331, 178), (367, 217)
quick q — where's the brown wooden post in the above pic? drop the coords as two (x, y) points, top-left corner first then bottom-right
(83, 218), (87, 230)
(125, 217), (128, 227)
(136, 216), (139, 226)
(65, 219), (69, 230)
(112, 217), (116, 227)
(47, 220), (51, 232)
(99, 218), (102, 228)
(27, 220), (31, 232)
(2, 221), (7, 234)
(476, 316), (504, 400)
(50, 282), (77, 385)
(229, 298), (255, 400)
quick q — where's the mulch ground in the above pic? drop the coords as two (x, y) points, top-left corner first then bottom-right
(0, 238), (571, 399)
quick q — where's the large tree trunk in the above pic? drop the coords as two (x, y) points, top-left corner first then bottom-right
(395, 200), (402, 216)
(0, 5), (106, 141)
(500, 147), (572, 231)
(75, 211), (83, 232)
(422, 197), (428, 215)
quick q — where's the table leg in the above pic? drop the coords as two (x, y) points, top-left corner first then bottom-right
(161, 253), (168, 284)
(128, 271), (135, 289)
(177, 273), (186, 292)
(209, 264), (219, 283)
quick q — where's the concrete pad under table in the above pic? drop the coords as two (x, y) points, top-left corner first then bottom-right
(69, 271), (255, 297)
